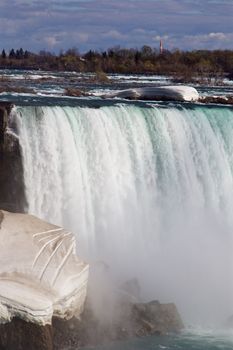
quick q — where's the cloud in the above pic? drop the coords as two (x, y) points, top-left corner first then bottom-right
(44, 36), (59, 48)
(208, 32), (227, 40)
(103, 30), (128, 41)
(156, 32), (233, 51)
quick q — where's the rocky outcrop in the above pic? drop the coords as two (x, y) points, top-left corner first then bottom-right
(131, 300), (184, 336)
(0, 103), (8, 147)
(0, 103), (26, 212)
(199, 95), (233, 105)
(0, 318), (53, 350)
(64, 88), (90, 97)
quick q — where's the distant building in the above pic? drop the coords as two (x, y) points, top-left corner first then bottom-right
(160, 39), (163, 54)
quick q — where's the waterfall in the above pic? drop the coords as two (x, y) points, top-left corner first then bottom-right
(16, 103), (233, 324)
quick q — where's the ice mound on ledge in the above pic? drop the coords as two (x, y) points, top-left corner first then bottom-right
(106, 85), (199, 102)
(0, 210), (89, 325)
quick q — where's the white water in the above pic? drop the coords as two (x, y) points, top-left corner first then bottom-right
(16, 103), (233, 325)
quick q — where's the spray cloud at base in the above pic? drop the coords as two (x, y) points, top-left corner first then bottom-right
(15, 103), (233, 326)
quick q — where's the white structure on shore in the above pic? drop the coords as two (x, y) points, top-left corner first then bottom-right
(106, 85), (199, 102)
(0, 210), (89, 325)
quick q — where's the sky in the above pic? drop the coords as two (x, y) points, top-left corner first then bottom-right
(0, 0), (233, 53)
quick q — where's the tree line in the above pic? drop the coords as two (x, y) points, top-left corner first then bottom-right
(1, 46), (233, 81)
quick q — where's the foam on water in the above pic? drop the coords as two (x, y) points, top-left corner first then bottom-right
(83, 328), (233, 350)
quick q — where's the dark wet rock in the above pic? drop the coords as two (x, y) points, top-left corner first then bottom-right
(0, 103), (26, 212)
(0, 86), (35, 94)
(0, 210), (3, 226)
(93, 71), (110, 83)
(0, 102), (12, 148)
(199, 96), (233, 105)
(64, 88), (89, 97)
(0, 318), (53, 350)
(131, 300), (184, 336)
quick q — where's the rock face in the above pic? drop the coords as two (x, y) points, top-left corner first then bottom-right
(199, 95), (233, 105)
(0, 210), (89, 326)
(0, 318), (53, 350)
(0, 102), (26, 212)
(105, 86), (199, 102)
(131, 300), (184, 336)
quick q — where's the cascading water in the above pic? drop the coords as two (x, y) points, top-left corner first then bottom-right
(16, 103), (233, 325)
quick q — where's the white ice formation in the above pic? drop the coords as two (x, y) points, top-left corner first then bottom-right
(106, 85), (199, 101)
(0, 210), (89, 325)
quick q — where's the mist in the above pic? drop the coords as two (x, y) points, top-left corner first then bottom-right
(17, 103), (233, 327)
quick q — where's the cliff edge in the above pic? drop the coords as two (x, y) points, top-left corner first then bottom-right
(0, 102), (26, 212)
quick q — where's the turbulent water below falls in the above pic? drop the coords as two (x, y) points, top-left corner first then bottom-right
(15, 103), (233, 327)
(84, 330), (233, 350)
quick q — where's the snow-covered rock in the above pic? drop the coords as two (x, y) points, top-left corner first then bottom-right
(106, 86), (199, 102)
(0, 210), (89, 325)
